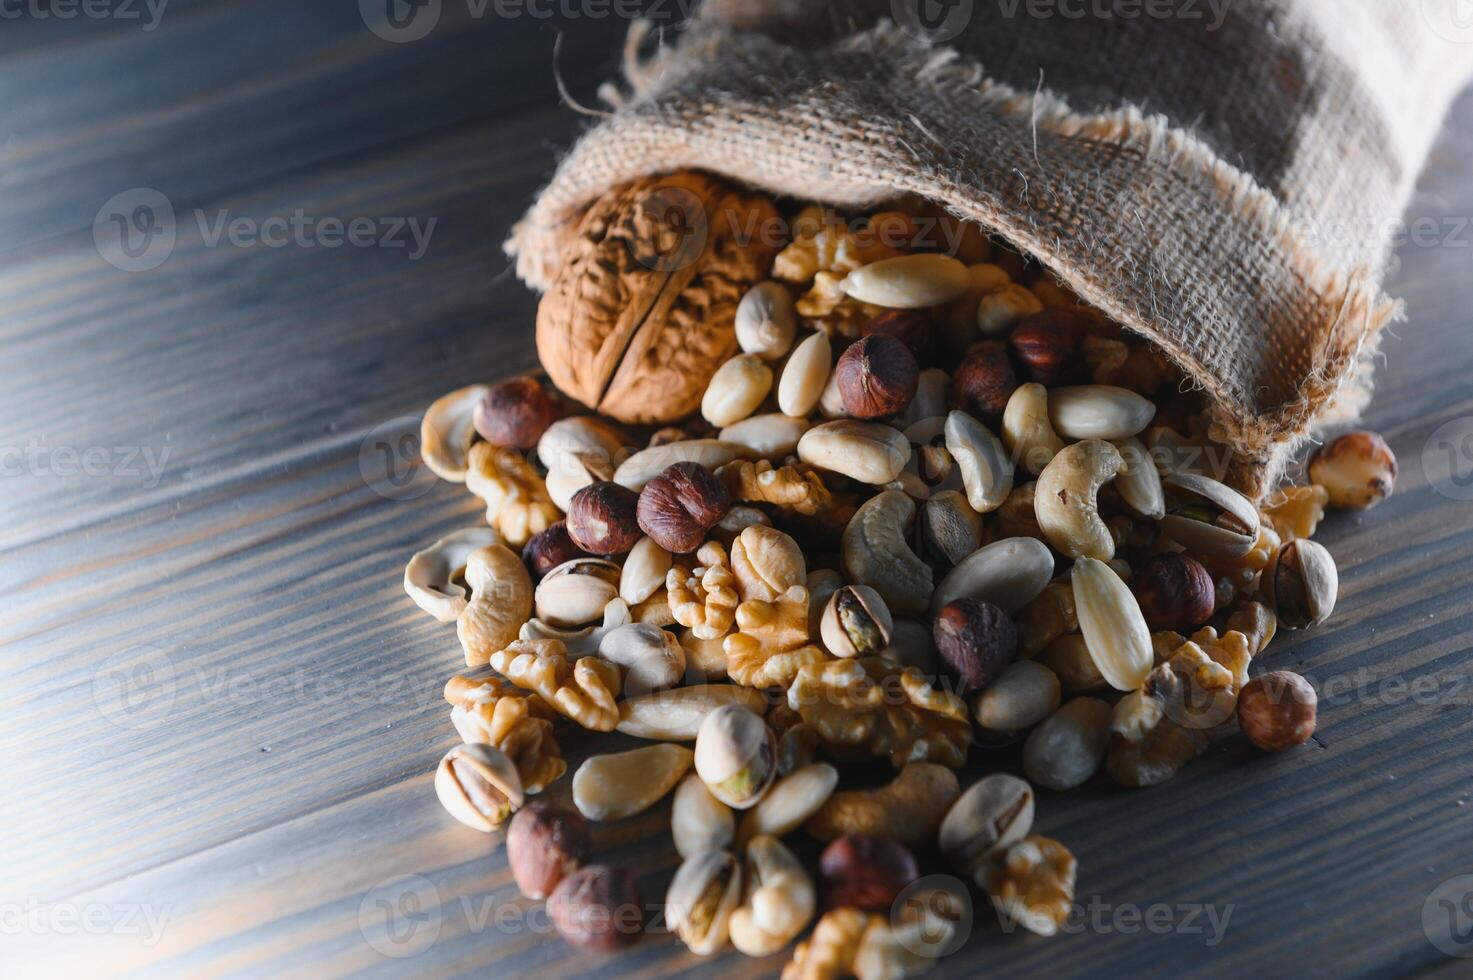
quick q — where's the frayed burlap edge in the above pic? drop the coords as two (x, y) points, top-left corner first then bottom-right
(507, 20), (1404, 499)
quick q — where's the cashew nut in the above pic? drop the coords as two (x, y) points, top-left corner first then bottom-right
(456, 544), (533, 667)
(404, 527), (503, 622)
(421, 384), (489, 482)
(841, 491), (934, 617)
(944, 410), (1013, 513)
(729, 836), (815, 957)
(1034, 439), (1126, 560)
(1002, 382), (1066, 476)
(803, 762), (960, 846)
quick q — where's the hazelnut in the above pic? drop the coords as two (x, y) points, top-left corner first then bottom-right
(932, 598), (1018, 695)
(950, 341), (1018, 425)
(1237, 671), (1317, 751)
(1264, 538), (1338, 629)
(1009, 311), (1088, 386)
(472, 376), (561, 450)
(547, 865), (644, 952)
(819, 585), (894, 657)
(836, 334), (919, 419)
(818, 835), (918, 912)
(636, 461), (731, 553)
(567, 481), (642, 555)
(521, 521), (588, 580)
(506, 801), (590, 900)
(1130, 554), (1215, 632)
(862, 309), (931, 356)
(1308, 430), (1397, 510)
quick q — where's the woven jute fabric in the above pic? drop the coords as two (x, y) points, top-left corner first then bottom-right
(508, 0), (1473, 497)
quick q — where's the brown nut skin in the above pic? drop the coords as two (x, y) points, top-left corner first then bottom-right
(506, 801), (591, 901)
(1238, 671), (1317, 751)
(567, 481), (643, 556)
(522, 522), (588, 581)
(1009, 311), (1088, 387)
(1131, 553), (1216, 632)
(1309, 431), (1398, 510)
(473, 376), (562, 450)
(837, 334), (919, 420)
(637, 461), (731, 553)
(547, 865), (644, 952)
(862, 309), (932, 357)
(932, 598), (1019, 695)
(818, 835), (919, 912)
(950, 341), (1018, 426)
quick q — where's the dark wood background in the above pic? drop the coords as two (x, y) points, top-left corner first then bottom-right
(5, 2), (1473, 976)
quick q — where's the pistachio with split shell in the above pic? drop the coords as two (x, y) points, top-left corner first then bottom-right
(695, 704), (778, 809)
(435, 742), (525, 832)
(1160, 473), (1261, 560)
(1264, 538), (1338, 629)
(534, 558), (621, 627)
(571, 744), (693, 821)
(667, 849), (744, 955)
(598, 623), (686, 692)
(820, 585), (894, 658)
(938, 773), (1035, 874)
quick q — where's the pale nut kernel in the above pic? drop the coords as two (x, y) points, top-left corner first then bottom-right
(672, 773), (735, 859)
(945, 410), (1014, 513)
(899, 368), (952, 428)
(620, 536), (672, 605)
(1308, 430), (1397, 510)
(938, 773), (1035, 874)
(1021, 697), (1112, 791)
(720, 413), (810, 459)
(777, 331), (833, 418)
(939, 263), (1010, 348)
(537, 415), (627, 509)
(797, 420), (911, 485)
(736, 281), (799, 360)
(1033, 633), (1107, 694)
(1002, 382), (1065, 476)
(695, 704), (778, 809)
(1048, 385), (1157, 440)
(737, 763), (840, 845)
(1112, 436), (1165, 519)
(1034, 439), (1126, 560)
(703, 354), (774, 428)
(929, 536), (1055, 616)
(1072, 557), (1155, 691)
(598, 623), (686, 693)
(435, 742), (525, 832)
(972, 660), (1061, 732)
(571, 743), (693, 821)
(976, 283), (1044, 337)
(803, 762), (960, 847)
(842, 253), (969, 309)
(613, 439), (750, 491)
(820, 585), (894, 658)
(616, 684), (767, 740)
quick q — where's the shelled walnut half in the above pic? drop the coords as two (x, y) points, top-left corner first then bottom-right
(536, 172), (783, 424)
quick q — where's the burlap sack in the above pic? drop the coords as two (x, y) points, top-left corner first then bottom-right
(508, 0), (1473, 497)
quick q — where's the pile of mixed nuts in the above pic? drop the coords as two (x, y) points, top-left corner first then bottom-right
(402, 172), (1398, 972)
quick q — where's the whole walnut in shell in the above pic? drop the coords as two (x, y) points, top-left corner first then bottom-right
(536, 172), (783, 424)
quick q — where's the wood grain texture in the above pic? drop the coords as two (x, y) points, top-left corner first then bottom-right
(4, 5), (1473, 978)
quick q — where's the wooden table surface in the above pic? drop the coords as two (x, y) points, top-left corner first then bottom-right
(6, 4), (1473, 977)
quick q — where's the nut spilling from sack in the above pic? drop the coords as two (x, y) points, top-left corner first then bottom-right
(403, 173), (1390, 967)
